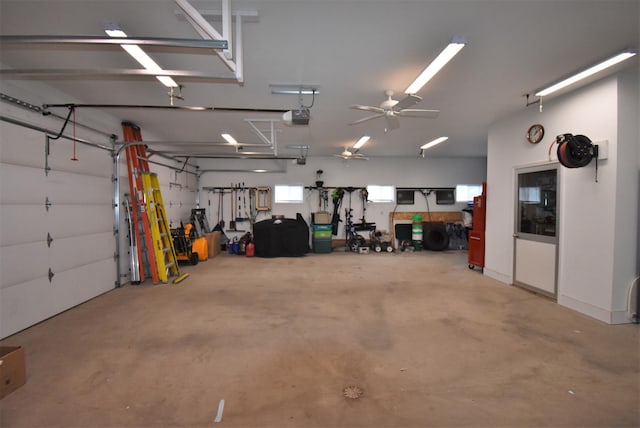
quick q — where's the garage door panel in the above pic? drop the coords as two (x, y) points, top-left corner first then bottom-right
(0, 242), (50, 288)
(51, 259), (116, 315)
(45, 169), (112, 204)
(0, 276), (54, 338)
(49, 232), (114, 273)
(0, 163), (48, 203)
(0, 164), (112, 205)
(0, 205), (113, 246)
(0, 259), (116, 338)
(0, 122), (46, 168)
(0, 205), (49, 246)
(1, 121), (119, 339)
(46, 205), (114, 238)
(47, 143), (113, 177)
(1, 120), (113, 176)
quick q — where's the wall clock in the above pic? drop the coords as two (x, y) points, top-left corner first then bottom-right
(526, 124), (545, 144)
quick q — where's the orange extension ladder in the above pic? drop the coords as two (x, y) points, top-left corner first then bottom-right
(122, 122), (179, 283)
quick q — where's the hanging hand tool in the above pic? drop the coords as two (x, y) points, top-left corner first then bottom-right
(219, 189), (225, 229)
(242, 182), (249, 221)
(229, 184), (236, 230)
(236, 182), (243, 222)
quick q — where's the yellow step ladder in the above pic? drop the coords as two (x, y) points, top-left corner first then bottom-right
(141, 172), (180, 283)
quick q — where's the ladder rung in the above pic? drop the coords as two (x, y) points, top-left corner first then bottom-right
(165, 262), (176, 269)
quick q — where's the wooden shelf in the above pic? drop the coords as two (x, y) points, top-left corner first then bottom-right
(389, 211), (462, 244)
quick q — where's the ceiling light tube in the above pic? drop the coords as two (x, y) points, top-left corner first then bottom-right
(270, 84), (320, 95)
(353, 135), (370, 149)
(405, 37), (466, 95)
(221, 133), (238, 145)
(105, 29), (178, 88)
(420, 136), (448, 150)
(535, 50), (637, 97)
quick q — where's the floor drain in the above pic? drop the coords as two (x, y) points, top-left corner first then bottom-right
(343, 385), (364, 399)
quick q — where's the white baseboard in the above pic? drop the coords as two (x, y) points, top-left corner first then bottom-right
(558, 294), (632, 324)
(483, 268), (511, 284)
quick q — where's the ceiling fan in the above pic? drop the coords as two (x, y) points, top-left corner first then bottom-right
(334, 147), (368, 161)
(349, 90), (440, 131)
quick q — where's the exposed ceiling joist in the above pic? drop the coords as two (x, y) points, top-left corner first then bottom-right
(41, 103), (288, 113)
(0, 69), (237, 80)
(174, 0), (247, 82)
(0, 35), (227, 49)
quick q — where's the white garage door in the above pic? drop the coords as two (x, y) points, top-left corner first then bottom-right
(0, 121), (116, 339)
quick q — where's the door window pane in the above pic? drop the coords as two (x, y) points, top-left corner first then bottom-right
(518, 169), (557, 237)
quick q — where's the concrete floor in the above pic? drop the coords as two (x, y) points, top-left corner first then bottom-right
(1, 250), (638, 427)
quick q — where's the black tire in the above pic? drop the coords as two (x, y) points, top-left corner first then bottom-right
(468, 264), (475, 270)
(424, 226), (449, 251)
(190, 252), (199, 265)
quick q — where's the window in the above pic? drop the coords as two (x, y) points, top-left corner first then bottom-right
(366, 185), (395, 203)
(274, 185), (304, 203)
(456, 184), (482, 202)
(519, 186), (541, 204)
(396, 189), (415, 205)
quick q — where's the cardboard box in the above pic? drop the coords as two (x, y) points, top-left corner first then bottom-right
(205, 231), (221, 258)
(0, 346), (26, 399)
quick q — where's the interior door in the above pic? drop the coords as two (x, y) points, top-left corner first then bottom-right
(513, 165), (559, 298)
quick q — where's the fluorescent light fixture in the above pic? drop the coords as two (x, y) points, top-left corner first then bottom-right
(353, 135), (370, 149)
(405, 37), (466, 95)
(105, 29), (127, 38)
(221, 133), (238, 145)
(420, 136), (448, 150)
(105, 28), (178, 88)
(270, 84), (319, 95)
(535, 50), (637, 97)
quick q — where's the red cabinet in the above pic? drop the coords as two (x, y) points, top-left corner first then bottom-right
(472, 195), (486, 232)
(468, 230), (485, 268)
(468, 182), (486, 270)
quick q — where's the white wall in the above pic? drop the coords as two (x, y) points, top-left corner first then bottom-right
(613, 68), (640, 317)
(486, 70), (639, 324)
(197, 156), (487, 239)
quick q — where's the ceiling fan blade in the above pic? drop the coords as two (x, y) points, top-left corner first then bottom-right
(349, 113), (385, 125)
(350, 104), (385, 113)
(397, 109), (440, 118)
(385, 114), (400, 130)
(393, 94), (422, 111)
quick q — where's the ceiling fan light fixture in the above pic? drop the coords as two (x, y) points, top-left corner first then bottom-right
(105, 28), (179, 88)
(353, 135), (370, 149)
(420, 136), (448, 150)
(405, 37), (466, 95)
(535, 49), (637, 97)
(221, 133), (238, 145)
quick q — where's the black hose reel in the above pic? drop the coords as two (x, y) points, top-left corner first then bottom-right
(555, 133), (600, 181)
